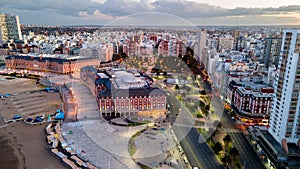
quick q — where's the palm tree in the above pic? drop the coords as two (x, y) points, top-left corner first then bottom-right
(223, 134), (232, 148)
(229, 147), (239, 161)
(222, 154), (232, 165)
(213, 142), (223, 154)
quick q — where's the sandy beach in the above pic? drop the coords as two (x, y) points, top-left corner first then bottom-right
(0, 123), (66, 169)
(0, 76), (66, 169)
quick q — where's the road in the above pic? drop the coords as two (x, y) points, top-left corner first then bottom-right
(221, 111), (266, 169)
(201, 76), (266, 169)
(154, 74), (265, 169)
(166, 92), (223, 169)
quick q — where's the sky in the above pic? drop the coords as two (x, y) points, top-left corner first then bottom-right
(1, 0), (300, 26)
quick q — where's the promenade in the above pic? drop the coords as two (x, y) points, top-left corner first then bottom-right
(44, 74), (141, 169)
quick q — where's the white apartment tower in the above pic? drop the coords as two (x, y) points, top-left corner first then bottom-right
(194, 30), (207, 63)
(0, 14), (22, 43)
(269, 30), (300, 144)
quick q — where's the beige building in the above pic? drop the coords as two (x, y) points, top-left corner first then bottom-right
(0, 14), (22, 43)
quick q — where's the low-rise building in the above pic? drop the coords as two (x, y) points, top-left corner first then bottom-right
(81, 66), (167, 118)
(5, 54), (100, 74)
(229, 80), (274, 116)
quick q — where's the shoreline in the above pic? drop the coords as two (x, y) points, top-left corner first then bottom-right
(0, 122), (66, 169)
(0, 77), (66, 169)
(0, 126), (25, 169)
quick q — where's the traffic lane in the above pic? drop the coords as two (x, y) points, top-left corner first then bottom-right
(185, 128), (222, 169)
(175, 127), (203, 168)
(167, 82), (222, 168)
(176, 127), (222, 169)
(221, 111), (239, 130)
(229, 132), (265, 169)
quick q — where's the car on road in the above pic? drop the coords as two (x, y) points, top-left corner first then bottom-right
(183, 156), (188, 164)
(152, 127), (158, 130)
(178, 145), (183, 153)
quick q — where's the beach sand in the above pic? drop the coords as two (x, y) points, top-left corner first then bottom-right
(0, 77), (66, 169)
(0, 123), (66, 169)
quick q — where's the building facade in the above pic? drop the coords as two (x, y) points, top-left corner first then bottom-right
(263, 35), (282, 68)
(91, 67), (167, 118)
(218, 37), (234, 53)
(269, 30), (300, 144)
(0, 14), (22, 43)
(228, 80), (274, 116)
(5, 55), (100, 74)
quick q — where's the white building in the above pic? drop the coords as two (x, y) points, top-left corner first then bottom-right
(268, 30), (300, 144)
(0, 14), (22, 42)
(194, 30), (207, 63)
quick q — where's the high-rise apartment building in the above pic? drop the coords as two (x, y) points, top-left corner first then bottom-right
(0, 14), (22, 43)
(263, 35), (282, 69)
(217, 36), (234, 53)
(269, 30), (300, 144)
(194, 30), (207, 63)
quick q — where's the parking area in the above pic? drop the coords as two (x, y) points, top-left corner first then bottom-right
(0, 76), (62, 123)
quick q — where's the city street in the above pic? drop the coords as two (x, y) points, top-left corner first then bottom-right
(202, 77), (266, 169)
(221, 111), (266, 169)
(162, 74), (266, 169)
(166, 92), (223, 169)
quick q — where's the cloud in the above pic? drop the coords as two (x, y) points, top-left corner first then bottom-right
(79, 11), (89, 17)
(0, 0), (300, 25)
(0, 0), (101, 17)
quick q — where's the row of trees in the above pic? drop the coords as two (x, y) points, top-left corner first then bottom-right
(212, 134), (240, 168)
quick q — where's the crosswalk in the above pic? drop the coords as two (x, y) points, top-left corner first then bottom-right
(224, 128), (241, 133)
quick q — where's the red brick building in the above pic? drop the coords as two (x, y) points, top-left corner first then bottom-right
(82, 67), (167, 118)
(233, 86), (274, 115)
(249, 88), (273, 115)
(5, 55), (100, 74)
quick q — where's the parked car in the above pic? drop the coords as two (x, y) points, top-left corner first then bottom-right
(4, 94), (11, 98)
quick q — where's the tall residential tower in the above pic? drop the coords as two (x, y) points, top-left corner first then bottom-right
(0, 14), (22, 44)
(269, 30), (300, 144)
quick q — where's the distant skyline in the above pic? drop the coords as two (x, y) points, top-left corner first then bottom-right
(1, 0), (300, 26)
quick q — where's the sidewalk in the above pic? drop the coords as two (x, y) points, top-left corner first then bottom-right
(46, 74), (141, 169)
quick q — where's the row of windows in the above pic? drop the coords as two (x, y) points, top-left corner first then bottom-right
(100, 104), (165, 111)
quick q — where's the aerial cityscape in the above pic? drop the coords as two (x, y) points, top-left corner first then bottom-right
(1, 1), (300, 169)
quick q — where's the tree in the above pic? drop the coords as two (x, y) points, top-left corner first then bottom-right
(181, 92), (186, 99)
(217, 122), (222, 129)
(213, 142), (223, 154)
(205, 104), (210, 111)
(223, 134), (232, 148)
(186, 86), (191, 93)
(212, 130), (217, 138)
(229, 147), (239, 161)
(209, 129), (217, 145)
(200, 90), (206, 95)
(222, 154), (232, 165)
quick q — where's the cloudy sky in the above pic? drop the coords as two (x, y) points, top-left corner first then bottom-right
(1, 0), (300, 26)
